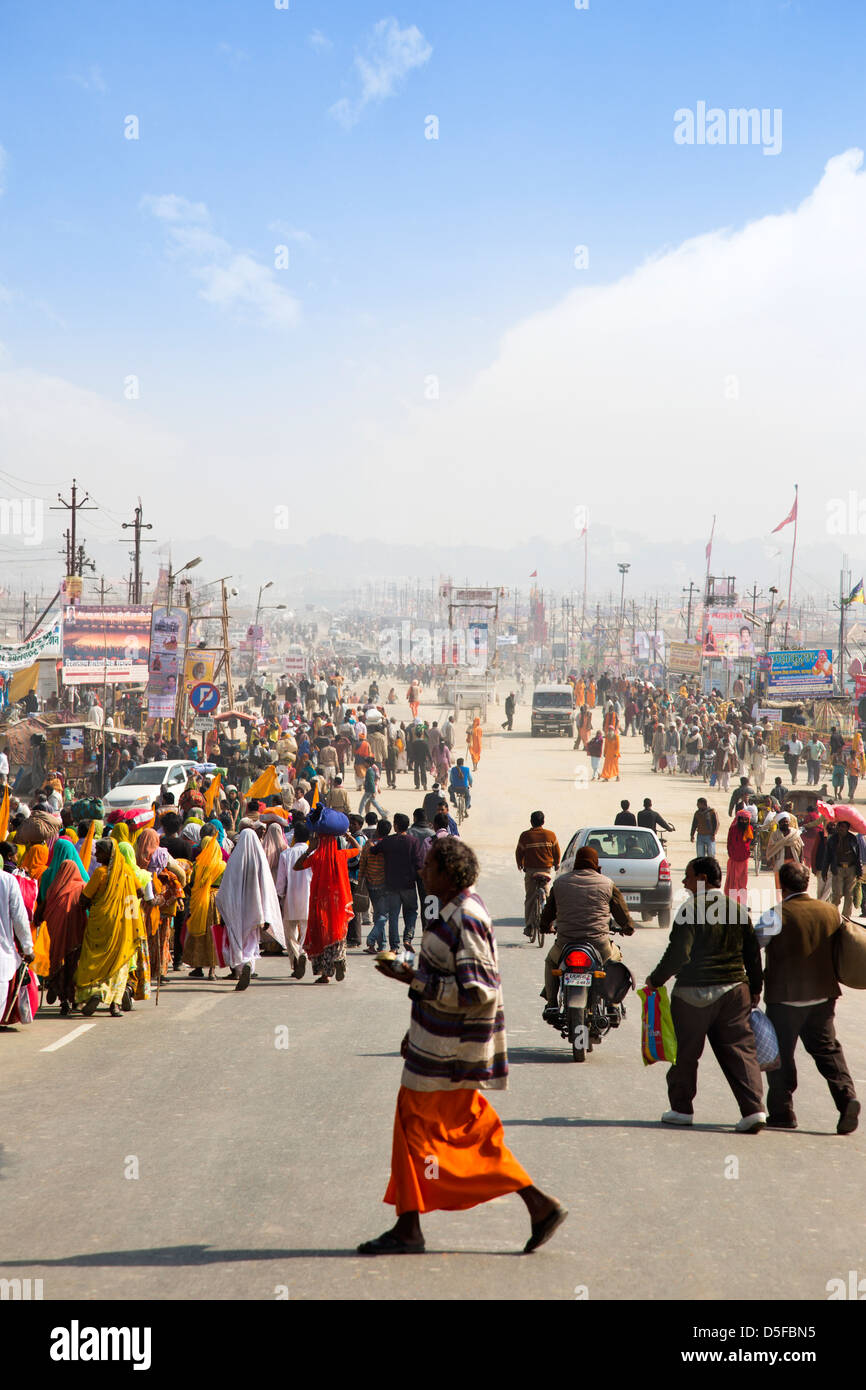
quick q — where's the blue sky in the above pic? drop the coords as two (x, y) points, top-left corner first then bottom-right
(1, 0), (865, 567)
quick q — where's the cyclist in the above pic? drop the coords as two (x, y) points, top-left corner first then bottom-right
(515, 811), (561, 937)
(448, 758), (473, 817)
(636, 798), (675, 835)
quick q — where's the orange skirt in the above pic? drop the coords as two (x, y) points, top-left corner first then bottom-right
(384, 1085), (531, 1215)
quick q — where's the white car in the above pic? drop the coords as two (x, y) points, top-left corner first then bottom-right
(559, 825), (673, 928)
(102, 760), (197, 812)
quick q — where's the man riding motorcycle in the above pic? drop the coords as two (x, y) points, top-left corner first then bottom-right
(539, 844), (635, 1022)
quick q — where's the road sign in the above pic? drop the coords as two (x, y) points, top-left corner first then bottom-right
(192, 716), (215, 732)
(189, 681), (220, 714)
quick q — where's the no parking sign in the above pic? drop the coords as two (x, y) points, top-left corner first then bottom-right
(189, 682), (220, 715)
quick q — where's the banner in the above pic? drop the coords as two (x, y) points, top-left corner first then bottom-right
(766, 649), (834, 697)
(701, 609), (755, 658)
(62, 605), (151, 685)
(0, 620), (62, 670)
(668, 641), (702, 675)
(147, 607), (188, 717)
(453, 588), (497, 604)
(634, 629), (666, 663)
(183, 651), (215, 696)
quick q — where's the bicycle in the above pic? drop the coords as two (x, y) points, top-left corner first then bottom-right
(454, 789), (468, 825)
(525, 872), (551, 948)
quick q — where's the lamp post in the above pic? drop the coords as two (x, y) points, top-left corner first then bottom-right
(167, 556), (202, 613)
(617, 563), (631, 675)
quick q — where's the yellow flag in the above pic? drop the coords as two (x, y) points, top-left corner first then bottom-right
(0, 785), (8, 842)
(310, 778), (320, 809)
(246, 764), (278, 801)
(204, 772), (221, 816)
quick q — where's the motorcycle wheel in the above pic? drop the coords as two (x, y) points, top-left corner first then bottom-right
(567, 1005), (586, 1062)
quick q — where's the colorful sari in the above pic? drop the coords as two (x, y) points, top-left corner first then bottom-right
(116, 841), (152, 1000)
(299, 836), (358, 977)
(183, 836), (226, 969)
(40, 862), (87, 1009)
(599, 731), (620, 781)
(76, 843), (140, 1008)
(467, 718), (483, 770)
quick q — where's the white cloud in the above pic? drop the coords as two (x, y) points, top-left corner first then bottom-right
(268, 221), (313, 245)
(309, 30), (333, 53)
(217, 42), (250, 64)
(329, 18), (432, 128)
(364, 148), (866, 548)
(69, 65), (107, 94)
(142, 195), (300, 328)
(0, 144), (7, 197)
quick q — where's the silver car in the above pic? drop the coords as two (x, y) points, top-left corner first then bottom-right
(559, 825), (673, 928)
(102, 760), (196, 812)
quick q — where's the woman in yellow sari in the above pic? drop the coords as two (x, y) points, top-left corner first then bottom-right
(852, 729), (866, 777)
(113, 840), (152, 1003)
(183, 826), (226, 980)
(466, 717), (483, 772)
(599, 728), (621, 781)
(76, 839), (141, 1018)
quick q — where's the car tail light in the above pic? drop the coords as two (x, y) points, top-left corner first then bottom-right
(658, 858), (671, 883)
(563, 948), (593, 970)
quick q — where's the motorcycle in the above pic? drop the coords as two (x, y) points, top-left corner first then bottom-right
(545, 924), (634, 1062)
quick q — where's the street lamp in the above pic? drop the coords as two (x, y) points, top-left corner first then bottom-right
(167, 556), (202, 613)
(249, 581), (275, 678)
(617, 564), (631, 674)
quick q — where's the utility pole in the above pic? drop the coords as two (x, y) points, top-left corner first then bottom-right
(51, 479), (96, 577)
(121, 499), (153, 604)
(682, 581), (699, 640)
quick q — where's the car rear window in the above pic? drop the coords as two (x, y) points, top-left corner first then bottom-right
(583, 830), (658, 860)
(533, 692), (573, 709)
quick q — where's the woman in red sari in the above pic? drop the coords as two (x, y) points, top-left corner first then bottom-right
(724, 810), (753, 906)
(293, 832), (360, 983)
(33, 844), (88, 1015)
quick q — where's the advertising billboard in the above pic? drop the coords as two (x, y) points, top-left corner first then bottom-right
(766, 649), (834, 697)
(147, 606), (188, 717)
(668, 641), (703, 674)
(0, 620), (62, 670)
(62, 605), (151, 685)
(701, 609), (756, 658)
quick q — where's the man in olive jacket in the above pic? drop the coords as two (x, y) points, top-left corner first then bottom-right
(762, 860), (859, 1134)
(646, 855), (765, 1132)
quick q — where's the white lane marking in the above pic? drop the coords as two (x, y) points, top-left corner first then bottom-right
(40, 1023), (96, 1052)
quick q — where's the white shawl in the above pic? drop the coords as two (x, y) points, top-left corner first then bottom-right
(216, 829), (286, 950)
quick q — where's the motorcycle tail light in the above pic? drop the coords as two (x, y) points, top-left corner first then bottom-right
(658, 858), (671, 882)
(564, 949), (592, 969)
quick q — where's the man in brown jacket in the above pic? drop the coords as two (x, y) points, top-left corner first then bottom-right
(763, 861), (859, 1134)
(515, 811), (561, 934)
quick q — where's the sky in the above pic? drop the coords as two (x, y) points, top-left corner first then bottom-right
(1, 0), (865, 593)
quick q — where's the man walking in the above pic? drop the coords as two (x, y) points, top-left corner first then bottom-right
(646, 856), (766, 1132)
(804, 734), (826, 787)
(826, 818), (862, 919)
(761, 861), (859, 1134)
(785, 733), (803, 785)
(369, 812), (423, 951)
(690, 797), (719, 859)
(501, 691), (516, 731)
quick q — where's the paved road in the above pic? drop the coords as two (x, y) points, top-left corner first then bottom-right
(3, 696), (865, 1300)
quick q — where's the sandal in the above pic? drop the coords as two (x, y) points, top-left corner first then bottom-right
(335, 960), (347, 981)
(357, 1232), (426, 1256)
(80, 995), (100, 1017)
(524, 1203), (569, 1254)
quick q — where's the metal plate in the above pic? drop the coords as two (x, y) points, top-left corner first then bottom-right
(564, 972), (592, 986)
(623, 893), (641, 904)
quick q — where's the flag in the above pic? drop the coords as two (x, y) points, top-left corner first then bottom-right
(246, 764), (278, 802)
(529, 570), (537, 578)
(848, 579), (865, 605)
(310, 778), (320, 809)
(772, 488), (798, 533)
(705, 516), (715, 566)
(203, 771), (221, 816)
(0, 785), (8, 842)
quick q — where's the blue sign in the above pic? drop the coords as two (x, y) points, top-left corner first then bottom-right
(189, 681), (220, 714)
(766, 649), (833, 697)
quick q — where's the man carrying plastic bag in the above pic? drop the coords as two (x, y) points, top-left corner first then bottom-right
(644, 855), (766, 1133)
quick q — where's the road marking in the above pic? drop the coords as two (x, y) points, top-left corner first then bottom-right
(40, 1024), (96, 1052)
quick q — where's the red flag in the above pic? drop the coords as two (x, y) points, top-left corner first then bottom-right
(529, 570), (537, 578)
(772, 490), (798, 533)
(705, 516), (715, 565)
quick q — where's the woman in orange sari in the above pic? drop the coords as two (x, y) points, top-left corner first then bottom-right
(599, 728), (621, 781)
(574, 705), (593, 751)
(587, 679), (596, 709)
(466, 717), (483, 772)
(575, 677), (585, 707)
